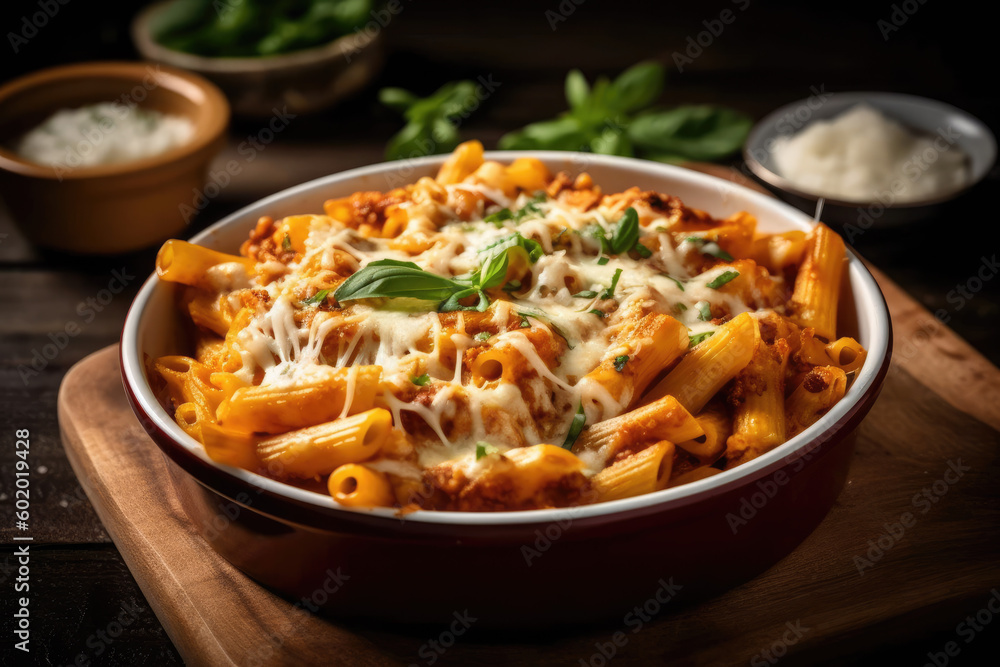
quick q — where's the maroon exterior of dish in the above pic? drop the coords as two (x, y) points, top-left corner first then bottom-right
(118, 314), (891, 626)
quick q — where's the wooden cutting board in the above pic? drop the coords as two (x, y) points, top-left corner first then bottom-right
(57, 260), (1000, 666)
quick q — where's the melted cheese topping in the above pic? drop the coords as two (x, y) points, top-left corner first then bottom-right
(230, 191), (782, 472)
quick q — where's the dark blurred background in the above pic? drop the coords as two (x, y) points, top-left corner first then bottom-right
(1, 0), (998, 664)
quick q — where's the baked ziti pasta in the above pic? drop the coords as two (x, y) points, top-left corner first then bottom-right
(151, 140), (865, 512)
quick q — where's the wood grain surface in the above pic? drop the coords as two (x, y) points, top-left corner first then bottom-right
(57, 264), (1000, 665)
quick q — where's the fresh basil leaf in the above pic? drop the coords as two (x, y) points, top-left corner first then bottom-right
(597, 257), (610, 266)
(301, 289), (330, 306)
(517, 309), (574, 349)
(498, 116), (590, 151)
(439, 287), (489, 312)
(589, 129), (634, 157)
(608, 61), (665, 114)
(628, 105), (752, 161)
(502, 279), (522, 292)
(589, 308), (606, 318)
(378, 87), (418, 113)
(613, 355), (629, 372)
(634, 242), (652, 258)
(706, 270), (740, 289)
(674, 302), (688, 313)
(514, 192), (547, 222)
(685, 236), (734, 262)
(609, 207), (640, 255)
(696, 301), (712, 321)
(478, 233), (544, 263)
(335, 263), (461, 304)
(565, 69), (590, 111)
(411, 373), (431, 386)
(478, 249), (511, 290)
(573, 290), (598, 299)
(560, 403), (586, 450)
(689, 331), (715, 346)
(601, 268), (623, 300)
(519, 313), (531, 328)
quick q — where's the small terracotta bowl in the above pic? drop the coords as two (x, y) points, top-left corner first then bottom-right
(0, 62), (229, 255)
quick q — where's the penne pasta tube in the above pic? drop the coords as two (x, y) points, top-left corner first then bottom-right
(677, 403), (731, 463)
(785, 366), (848, 437)
(574, 394), (703, 461)
(217, 365), (381, 434)
(156, 239), (254, 287)
(727, 338), (791, 463)
(591, 441), (674, 502)
(328, 464), (395, 507)
(256, 408), (392, 478)
(643, 312), (758, 413)
(668, 465), (723, 488)
(790, 223), (845, 341)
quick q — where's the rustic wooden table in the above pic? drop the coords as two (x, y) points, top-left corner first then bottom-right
(1, 2), (998, 665)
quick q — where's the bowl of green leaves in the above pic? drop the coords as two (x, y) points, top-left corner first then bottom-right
(378, 62), (753, 169)
(132, 0), (384, 117)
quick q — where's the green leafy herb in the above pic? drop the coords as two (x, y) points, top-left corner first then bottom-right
(600, 268), (623, 299)
(688, 331), (715, 346)
(478, 232), (544, 263)
(685, 236), (734, 262)
(609, 207), (640, 255)
(519, 313), (531, 328)
(301, 289), (330, 306)
(597, 257), (610, 266)
(674, 302), (688, 313)
(561, 403), (587, 450)
(484, 208), (513, 227)
(634, 243), (652, 258)
(573, 290), (598, 299)
(613, 355), (629, 372)
(589, 308), (606, 318)
(379, 80), (484, 161)
(475, 331), (491, 342)
(706, 270), (740, 289)
(513, 192), (547, 222)
(411, 373), (431, 386)
(502, 279), (522, 292)
(517, 309), (574, 348)
(696, 301), (712, 322)
(663, 274), (685, 291)
(281, 234), (292, 251)
(498, 62), (750, 163)
(475, 441), (498, 460)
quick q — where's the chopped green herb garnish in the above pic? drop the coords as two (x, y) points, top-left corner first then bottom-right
(613, 355), (629, 372)
(573, 290), (598, 299)
(674, 302), (688, 313)
(519, 314), (531, 328)
(475, 332), (491, 341)
(281, 234), (292, 251)
(513, 192), (547, 222)
(634, 243), (652, 258)
(589, 309), (606, 318)
(301, 289), (330, 306)
(411, 373), (431, 386)
(517, 309), (574, 349)
(662, 274), (685, 291)
(609, 207), (640, 255)
(685, 236), (734, 262)
(696, 301), (712, 321)
(597, 257), (610, 265)
(478, 232), (544, 263)
(553, 227), (568, 243)
(484, 208), (513, 226)
(475, 441), (498, 460)
(600, 268), (623, 300)
(502, 279), (522, 292)
(689, 331), (715, 346)
(706, 270), (740, 289)
(561, 403), (586, 450)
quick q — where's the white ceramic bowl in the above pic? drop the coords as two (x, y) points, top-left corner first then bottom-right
(120, 152), (893, 624)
